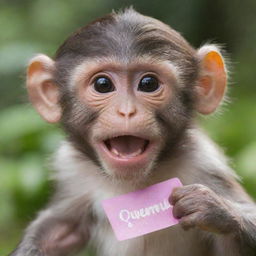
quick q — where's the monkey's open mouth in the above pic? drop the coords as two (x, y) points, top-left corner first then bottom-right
(104, 136), (149, 159)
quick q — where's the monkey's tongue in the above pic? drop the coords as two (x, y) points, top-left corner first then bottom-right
(107, 136), (147, 158)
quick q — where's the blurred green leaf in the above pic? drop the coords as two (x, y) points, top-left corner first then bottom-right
(0, 105), (51, 144)
(236, 142), (256, 177)
(0, 43), (42, 74)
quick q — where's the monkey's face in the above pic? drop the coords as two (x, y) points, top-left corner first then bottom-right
(68, 58), (179, 179)
(26, 12), (226, 181)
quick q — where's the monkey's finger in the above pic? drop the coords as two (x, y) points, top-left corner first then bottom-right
(170, 184), (202, 205)
(179, 212), (202, 231)
(172, 196), (198, 219)
(169, 187), (183, 205)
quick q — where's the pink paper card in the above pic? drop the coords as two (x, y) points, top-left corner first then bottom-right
(101, 177), (182, 241)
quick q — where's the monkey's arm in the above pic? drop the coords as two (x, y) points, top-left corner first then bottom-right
(170, 183), (256, 255)
(10, 198), (91, 256)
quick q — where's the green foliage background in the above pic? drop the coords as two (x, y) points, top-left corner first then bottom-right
(0, 0), (256, 255)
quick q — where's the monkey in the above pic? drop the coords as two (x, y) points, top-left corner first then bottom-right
(10, 8), (256, 256)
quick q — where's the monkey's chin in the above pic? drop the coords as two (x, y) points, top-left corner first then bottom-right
(96, 138), (158, 180)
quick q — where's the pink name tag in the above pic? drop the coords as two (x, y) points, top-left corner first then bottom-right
(101, 178), (182, 241)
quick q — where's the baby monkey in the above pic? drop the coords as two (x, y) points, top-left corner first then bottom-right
(11, 8), (256, 256)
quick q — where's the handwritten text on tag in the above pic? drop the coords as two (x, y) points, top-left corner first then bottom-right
(101, 178), (182, 241)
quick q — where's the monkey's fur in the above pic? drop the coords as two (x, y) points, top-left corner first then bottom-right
(11, 8), (256, 256)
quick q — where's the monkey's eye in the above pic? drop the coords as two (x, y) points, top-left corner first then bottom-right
(93, 77), (115, 93)
(138, 76), (159, 93)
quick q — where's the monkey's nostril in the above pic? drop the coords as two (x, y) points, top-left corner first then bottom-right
(118, 108), (137, 118)
(117, 101), (137, 119)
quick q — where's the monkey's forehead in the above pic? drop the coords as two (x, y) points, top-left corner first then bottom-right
(54, 9), (199, 84)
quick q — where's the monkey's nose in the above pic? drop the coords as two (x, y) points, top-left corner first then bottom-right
(118, 107), (137, 118)
(117, 101), (137, 119)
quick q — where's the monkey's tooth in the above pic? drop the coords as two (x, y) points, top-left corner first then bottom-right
(119, 148), (143, 158)
(111, 148), (120, 157)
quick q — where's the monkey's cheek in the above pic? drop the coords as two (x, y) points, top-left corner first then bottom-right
(95, 142), (159, 177)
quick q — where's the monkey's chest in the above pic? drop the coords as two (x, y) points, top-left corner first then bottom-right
(89, 215), (209, 256)
(88, 180), (210, 256)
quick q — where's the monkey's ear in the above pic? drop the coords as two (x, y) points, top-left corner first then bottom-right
(195, 45), (227, 115)
(26, 54), (61, 123)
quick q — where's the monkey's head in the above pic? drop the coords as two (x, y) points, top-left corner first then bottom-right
(26, 8), (227, 180)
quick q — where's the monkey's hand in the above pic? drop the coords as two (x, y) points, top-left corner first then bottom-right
(169, 184), (240, 234)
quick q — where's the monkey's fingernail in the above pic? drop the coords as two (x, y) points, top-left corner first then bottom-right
(172, 211), (179, 219)
(168, 197), (174, 205)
